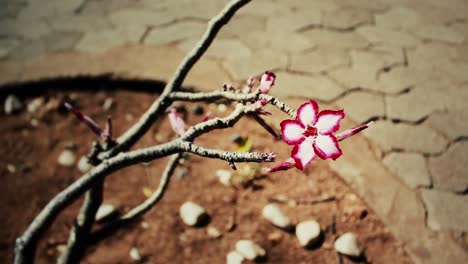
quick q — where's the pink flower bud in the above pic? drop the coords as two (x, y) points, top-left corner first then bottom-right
(335, 121), (374, 141)
(259, 71), (276, 94)
(266, 158), (295, 173)
(168, 108), (186, 137)
(247, 76), (256, 88)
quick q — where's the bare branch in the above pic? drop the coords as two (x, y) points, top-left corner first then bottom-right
(180, 141), (276, 162)
(260, 94), (297, 118)
(57, 180), (104, 264)
(105, 0), (251, 157)
(90, 154), (183, 240)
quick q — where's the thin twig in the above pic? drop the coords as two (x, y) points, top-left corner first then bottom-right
(90, 154), (183, 240)
(103, 0), (251, 158)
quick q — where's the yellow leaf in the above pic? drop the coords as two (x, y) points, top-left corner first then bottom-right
(235, 137), (252, 152)
(143, 187), (153, 198)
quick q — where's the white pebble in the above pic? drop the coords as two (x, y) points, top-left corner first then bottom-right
(334, 232), (361, 257)
(102, 98), (115, 111)
(27, 97), (44, 113)
(216, 169), (233, 186)
(295, 220), (321, 247)
(95, 204), (117, 222)
(129, 247), (142, 262)
(77, 156), (93, 173)
(57, 150), (76, 167)
(262, 204), (291, 229)
(218, 104), (227, 113)
(235, 240), (265, 260)
(207, 226), (221, 238)
(179, 201), (206, 226)
(226, 250), (244, 264)
(4, 95), (23, 114)
(30, 118), (39, 127)
(141, 221), (150, 229)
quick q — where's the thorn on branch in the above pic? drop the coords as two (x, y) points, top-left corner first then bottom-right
(229, 162), (237, 170)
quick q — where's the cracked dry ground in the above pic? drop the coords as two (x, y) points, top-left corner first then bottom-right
(1, 0), (468, 263)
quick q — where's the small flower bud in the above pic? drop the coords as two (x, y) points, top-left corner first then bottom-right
(168, 108), (186, 137)
(259, 71), (276, 94)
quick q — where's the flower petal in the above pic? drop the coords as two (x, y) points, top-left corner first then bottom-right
(297, 100), (319, 126)
(313, 134), (342, 160)
(315, 110), (344, 135)
(280, 119), (305, 145)
(291, 137), (317, 170)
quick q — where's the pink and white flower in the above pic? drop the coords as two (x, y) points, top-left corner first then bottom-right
(259, 71), (276, 94)
(168, 108), (186, 137)
(280, 100), (344, 171)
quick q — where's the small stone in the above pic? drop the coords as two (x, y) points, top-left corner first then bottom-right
(57, 150), (76, 167)
(30, 118), (39, 127)
(6, 164), (16, 173)
(296, 220), (321, 247)
(129, 247), (142, 262)
(262, 204), (291, 229)
(226, 250), (244, 264)
(235, 240), (266, 261)
(102, 98), (115, 111)
(95, 204), (117, 222)
(206, 226), (221, 238)
(27, 98), (44, 113)
(334, 232), (361, 257)
(218, 104), (227, 113)
(267, 232), (283, 243)
(77, 156), (93, 173)
(192, 105), (204, 115)
(56, 244), (67, 257)
(4, 95), (23, 114)
(141, 221), (150, 229)
(176, 168), (188, 179)
(216, 169), (233, 186)
(125, 113), (134, 121)
(179, 201), (207, 226)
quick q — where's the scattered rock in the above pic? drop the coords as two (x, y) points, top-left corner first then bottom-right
(141, 221), (150, 229)
(176, 168), (188, 179)
(30, 118), (39, 127)
(77, 156), (93, 173)
(207, 226), (221, 238)
(56, 244), (67, 257)
(334, 232), (361, 257)
(57, 149), (76, 167)
(129, 247), (142, 262)
(95, 204), (117, 222)
(218, 103), (227, 113)
(4, 95), (23, 114)
(267, 232), (283, 243)
(226, 250), (244, 264)
(179, 201), (207, 226)
(216, 169), (233, 186)
(235, 240), (266, 260)
(6, 164), (16, 173)
(102, 98), (115, 111)
(296, 220), (321, 247)
(262, 203), (291, 229)
(27, 97), (44, 114)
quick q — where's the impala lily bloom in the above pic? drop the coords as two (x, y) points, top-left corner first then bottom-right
(168, 108), (186, 137)
(259, 71), (276, 94)
(280, 100), (344, 170)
